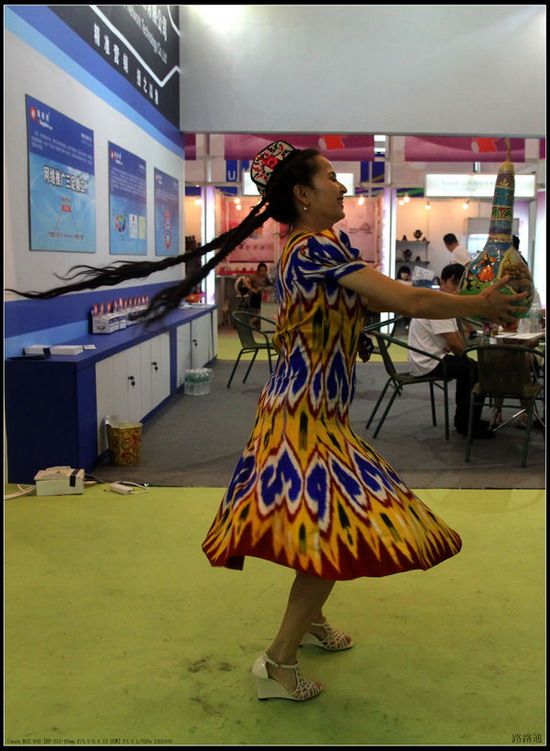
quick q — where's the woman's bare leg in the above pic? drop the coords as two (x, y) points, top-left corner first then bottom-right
(264, 571), (336, 692)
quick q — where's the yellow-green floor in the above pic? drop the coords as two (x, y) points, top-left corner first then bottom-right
(4, 486), (545, 746)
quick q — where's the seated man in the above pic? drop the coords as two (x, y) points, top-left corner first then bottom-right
(407, 263), (493, 439)
(443, 233), (471, 265)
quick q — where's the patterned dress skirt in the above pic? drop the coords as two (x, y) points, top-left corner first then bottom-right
(202, 229), (462, 580)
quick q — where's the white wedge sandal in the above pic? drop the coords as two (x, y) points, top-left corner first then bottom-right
(300, 621), (354, 651)
(251, 652), (323, 702)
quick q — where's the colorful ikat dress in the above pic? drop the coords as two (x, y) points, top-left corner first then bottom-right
(202, 229), (462, 579)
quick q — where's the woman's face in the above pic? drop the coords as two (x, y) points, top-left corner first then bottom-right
(295, 155), (347, 228)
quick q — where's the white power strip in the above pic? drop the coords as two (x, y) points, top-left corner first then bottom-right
(110, 482), (134, 495)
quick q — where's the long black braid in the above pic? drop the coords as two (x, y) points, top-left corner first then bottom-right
(7, 197), (271, 320)
(7, 147), (320, 323)
(136, 197), (271, 321)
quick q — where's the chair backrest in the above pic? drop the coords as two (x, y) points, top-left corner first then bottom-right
(372, 332), (397, 377)
(233, 312), (261, 348)
(474, 344), (535, 396)
(234, 276), (250, 297)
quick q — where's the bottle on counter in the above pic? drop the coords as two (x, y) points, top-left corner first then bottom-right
(529, 299), (541, 333)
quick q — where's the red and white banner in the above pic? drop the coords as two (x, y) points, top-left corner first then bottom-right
(183, 132), (196, 160)
(224, 134), (375, 161)
(405, 136), (525, 162)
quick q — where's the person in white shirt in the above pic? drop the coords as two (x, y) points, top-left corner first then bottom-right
(443, 233), (471, 265)
(408, 263), (493, 438)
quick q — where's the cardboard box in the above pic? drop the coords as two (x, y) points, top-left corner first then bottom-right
(24, 345), (84, 356)
(91, 312), (127, 334)
(50, 345), (84, 356)
(24, 345), (51, 355)
(34, 467), (85, 496)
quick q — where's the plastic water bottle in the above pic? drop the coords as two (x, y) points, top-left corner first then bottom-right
(529, 300), (541, 333)
(199, 369), (208, 395)
(185, 370), (194, 395)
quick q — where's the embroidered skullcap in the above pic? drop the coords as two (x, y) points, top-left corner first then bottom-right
(250, 141), (297, 196)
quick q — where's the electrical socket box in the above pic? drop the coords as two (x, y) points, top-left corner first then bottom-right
(110, 482), (134, 495)
(34, 466), (85, 496)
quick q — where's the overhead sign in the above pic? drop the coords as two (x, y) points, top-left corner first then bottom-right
(425, 173), (536, 198)
(406, 136), (525, 162)
(50, 5), (180, 128)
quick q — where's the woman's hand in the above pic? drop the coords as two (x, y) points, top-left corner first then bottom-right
(477, 275), (530, 323)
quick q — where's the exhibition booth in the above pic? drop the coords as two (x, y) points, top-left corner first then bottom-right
(182, 133), (544, 321)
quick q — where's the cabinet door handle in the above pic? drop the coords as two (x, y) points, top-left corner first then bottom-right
(152, 361), (159, 371)
(128, 376), (136, 387)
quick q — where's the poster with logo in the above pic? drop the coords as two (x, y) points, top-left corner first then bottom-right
(154, 168), (179, 256)
(108, 143), (147, 255)
(26, 94), (96, 252)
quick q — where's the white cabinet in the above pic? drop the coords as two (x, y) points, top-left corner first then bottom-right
(95, 310), (216, 452)
(176, 324), (192, 388)
(190, 312), (214, 368)
(142, 333), (170, 416)
(95, 332), (170, 452)
(176, 309), (217, 387)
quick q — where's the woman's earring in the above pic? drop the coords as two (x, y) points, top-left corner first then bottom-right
(303, 205), (308, 212)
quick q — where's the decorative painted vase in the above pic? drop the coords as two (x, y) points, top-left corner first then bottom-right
(459, 147), (534, 319)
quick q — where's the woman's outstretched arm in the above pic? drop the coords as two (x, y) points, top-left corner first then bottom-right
(340, 266), (527, 324)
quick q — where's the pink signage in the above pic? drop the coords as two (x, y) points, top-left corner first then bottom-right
(183, 132), (196, 160)
(224, 134), (375, 161)
(223, 197), (278, 262)
(405, 136), (525, 162)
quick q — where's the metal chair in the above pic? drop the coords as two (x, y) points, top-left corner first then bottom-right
(234, 276), (253, 312)
(227, 311), (277, 388)
(364, 329), (452, 439)
(464, 343), (544, 467)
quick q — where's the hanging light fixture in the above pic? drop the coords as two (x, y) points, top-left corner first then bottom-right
(425, 200), (431, 210)
(462, 198), (470, 210)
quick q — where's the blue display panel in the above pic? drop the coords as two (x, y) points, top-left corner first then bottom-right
(108, 142), (147, 256)
(154, 168), (180, 256)
(26, 94), (96, 252)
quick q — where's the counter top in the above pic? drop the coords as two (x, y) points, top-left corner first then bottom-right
(7, 304), (217, 369)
